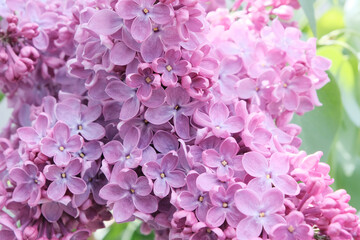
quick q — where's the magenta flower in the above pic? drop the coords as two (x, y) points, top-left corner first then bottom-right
(9, 162), (45, 206)
(119, 116), (172, 149)
(73, 161), (107, 207)
(242, 151), (299, 195)
(41, 196), (79, 223)
(202, 137), (242, 181)
(178, 172), (211, 222)
(41, 122), (84, 166)
(206, 184), (243, 228)
(190, 222), (225, 240)
(143, 152), (186, 198)
(87, 9), (123, 36)
(145, 86), (199, 139)
(55, 99), (105, 141)
(43, 159), (87, 201)
(115, 0), (172, 42)
(99, 168), (158, 222)
(105, 80), (140, 120)
(272, 66), (313, 111)
(76, 141), (102, 162)
(126, 63), (161, 101)
(102, 127), (142, 169)
(193, 102), (244, 138)
(235, 188), (286, 239)
(17, 113), (49, 146)
(271, 211), (314, 240)
(152, 48), (191, 87)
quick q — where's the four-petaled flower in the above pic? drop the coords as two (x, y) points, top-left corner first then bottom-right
(41, 122), (83, 166)
(242, 151), (299, 195)
(116, 0), (172, 42)
(9, 162), (45, 206)
(99, 168), (158, 222)
(153, 48), (191, 87)
(235, 188), (286, 240)
(143, 152), (186, 198)
(43, 159), (87, 201)
(202, 137), (243, 181)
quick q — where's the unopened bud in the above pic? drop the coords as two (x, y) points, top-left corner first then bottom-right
(23, 226), (38, 240)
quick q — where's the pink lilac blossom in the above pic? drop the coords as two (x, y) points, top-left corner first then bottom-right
(0, 0), (359, 239)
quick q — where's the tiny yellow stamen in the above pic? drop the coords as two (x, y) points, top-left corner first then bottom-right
(145, 77), (152, 83)
(198, 196), (204, 202)
(255, 87), (260, 91)
(206, 228), (212, 233)
(215, 125), (221, 129)
(259, 212), (265, 218)
(34, 179), (38, 184)
(283, 83), (288, 88)
(153, 27), (159, 32)
(88, 178), (93, 182)
(174, 105), (179, 110)
(288, 225), (295, 233)
(166, 65), (173, 72)
(221, 160), (228, 166)
(78, 124), (83, 130)
(160, 173), (166, 178)
(222, 202), (228, 208)
(144, 119), (149, 124)
(143, 8), (149, 14)
(266, 174), (271, 179)
(130, 189), (135, 194)
(79, 152), (85, 158)
(61, 173), (66, 178)
(59, 146), (65, 151)
(126, 155), (131, 159)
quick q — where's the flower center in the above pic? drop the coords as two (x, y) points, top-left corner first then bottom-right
(259, 212), (265, 217)
(174, 105), (180, 110)
(198, 196), (204, 202)
(34, 179), (38, 184)
(61, 173), (66, 178)
(143, 8), (149, 14)
(255, 87), (260, 92)
(79, 152), (85, 158)
(166, 65), (172, 72)
(215, 125), (221, 129)
(78, 124), (83, 130)
(153, 27), (159, 32)
(59, 146), (65, 151)
(88, 178), (93, 182)
(266, 174), (271, 179)
(206, 228), (212, 233)
(130, 189), (135, 194)
(126, 154), (131, 159)
(145, 76), (152, 83)
(288, 225), (295, 233)
(222, 202), (228, 208)
(221, 160), (228, 166)
(160, 173), (166, 178)
(283, 83), (288, 88)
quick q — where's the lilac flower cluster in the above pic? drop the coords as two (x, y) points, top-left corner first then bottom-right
(0, 0), (359, 240)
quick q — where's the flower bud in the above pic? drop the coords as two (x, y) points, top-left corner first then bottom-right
(23, 226), (38, 240)
(21, 23), (39, 39)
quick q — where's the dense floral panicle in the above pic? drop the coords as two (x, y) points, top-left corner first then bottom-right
(0, 0), (359, 239)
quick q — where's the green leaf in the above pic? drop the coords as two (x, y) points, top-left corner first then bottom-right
(317, 45), (360, 127)
(292, 72), (342, 161)
(103, 221), (154, 240)
(329, 109), (360, 210)
(298, 0), (317, 37)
